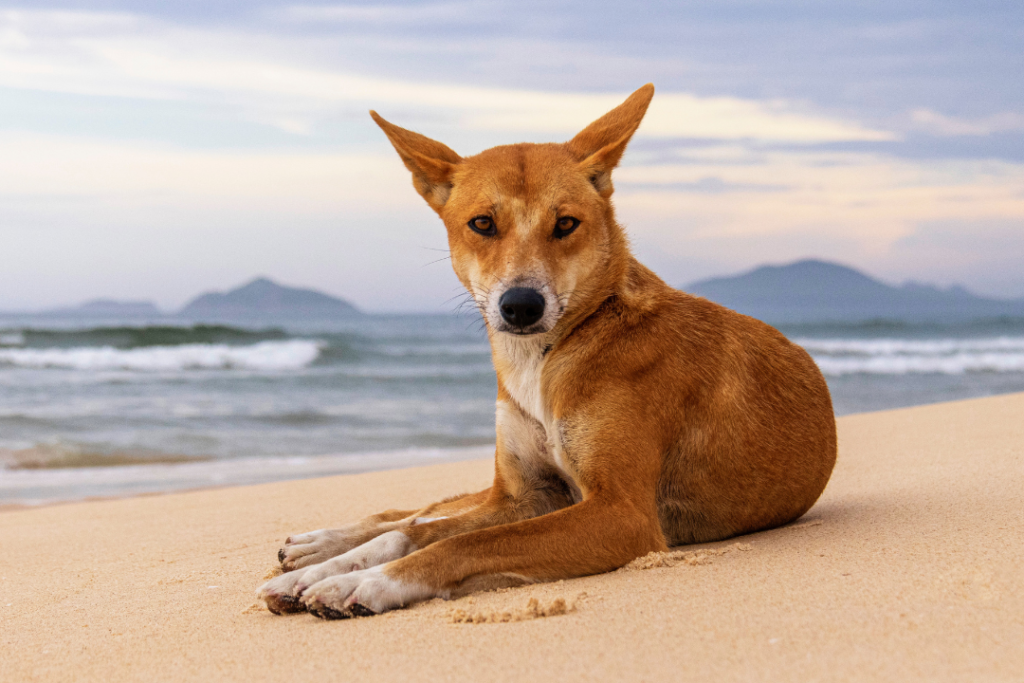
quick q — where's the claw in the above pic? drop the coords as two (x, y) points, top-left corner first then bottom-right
(307, 602), (377, 620)
(308, 604), (353, 620)
(349, 603), (377, 618)
(277, 548), (287, 564)
(263, 593), (306, 615)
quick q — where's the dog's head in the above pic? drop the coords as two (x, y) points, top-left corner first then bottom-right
(371, 84), (653, 337)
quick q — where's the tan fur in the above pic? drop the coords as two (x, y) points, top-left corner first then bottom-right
(258, 84), (837, 619)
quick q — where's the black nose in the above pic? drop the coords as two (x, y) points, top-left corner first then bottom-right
(499, 288), (546, 328)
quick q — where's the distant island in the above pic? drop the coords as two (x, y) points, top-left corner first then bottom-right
(178, 277), (360, 322)
(0, 278), (360, 324)
(684, 259), (1024, 324)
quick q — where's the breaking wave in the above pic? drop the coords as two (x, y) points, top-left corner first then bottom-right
(0, 340), (323, 372)
(0, 324), (288, 349)
(796, 336), (1024, 375)
(0, 444), (211, 470)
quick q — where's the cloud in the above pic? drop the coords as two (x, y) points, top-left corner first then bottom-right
(0, 131), (413, 207)
(0, 9), (893, 143)
(275, 2), (493, 25)
(911, 109), (1024, 137)
(616, 176), (791, 194)
(475, 92), (894, 142)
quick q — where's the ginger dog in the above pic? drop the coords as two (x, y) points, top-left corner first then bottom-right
(257, 84), (837, 619)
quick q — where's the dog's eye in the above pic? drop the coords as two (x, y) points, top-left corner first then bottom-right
(553, 216), (580, 239)
(468, 216), (496, 237)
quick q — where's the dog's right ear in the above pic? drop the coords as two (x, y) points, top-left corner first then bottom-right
(567, 84), (654, 198)
(370, 111), (462, 213)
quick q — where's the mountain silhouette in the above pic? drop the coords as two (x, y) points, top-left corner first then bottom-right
(684, 259), (1024, 323)
(178, 277), (360, 322)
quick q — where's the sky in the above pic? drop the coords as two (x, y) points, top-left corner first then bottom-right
(1, 0), (1023, 312)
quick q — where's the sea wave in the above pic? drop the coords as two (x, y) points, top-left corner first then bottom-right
(812, 353), (1024, 375)
(0, 340), (322, 372)
(2, 324), (287, 349)
(0, 444), (210, 470)
(795, 336), (1024, 375)
(795, 336), (1024, 355)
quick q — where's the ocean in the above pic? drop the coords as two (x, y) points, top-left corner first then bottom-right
(3, 314), (1024, 506)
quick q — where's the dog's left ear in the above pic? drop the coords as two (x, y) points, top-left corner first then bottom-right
(567, 83), (654, 197)
(370, 111), (462, 213)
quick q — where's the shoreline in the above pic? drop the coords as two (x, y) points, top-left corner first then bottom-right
(2, 389), (1018, 512)
(0, 445), (494, 510)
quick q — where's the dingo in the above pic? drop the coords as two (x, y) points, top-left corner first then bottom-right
(258, 84), (837, 619)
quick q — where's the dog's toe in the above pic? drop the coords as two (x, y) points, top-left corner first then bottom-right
(299, 572), (362, 616)
(348, 603), (378, 618)
(307, 601), (378, 620)
(257, 565), (317, 614)
(279, 544), (323, 571)
(298, 565), (432, 617)
(307, 603), (354, 620)
(263, 593), (306, 615)
(277, 529), (357, 570)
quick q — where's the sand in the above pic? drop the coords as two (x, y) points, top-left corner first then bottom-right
(2, 392), (1022, 682)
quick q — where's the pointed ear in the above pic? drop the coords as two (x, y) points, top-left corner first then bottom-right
(370, 111), (462, 212)
(566, 83), (654, 197)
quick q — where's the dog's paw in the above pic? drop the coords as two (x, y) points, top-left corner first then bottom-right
(278, 527), (363, 571)
(256, 567), (312, 615)
(300, 566), (436, 619)
(258, 532), (418, 615)
(295, 531), (417, 587)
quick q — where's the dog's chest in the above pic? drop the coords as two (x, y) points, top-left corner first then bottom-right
(501, 347), (546, 424)
(496, 339), (572, 477)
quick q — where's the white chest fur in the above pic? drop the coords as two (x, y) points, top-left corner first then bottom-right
(497, 336), (547, 423)
(494, 336), (572, 478)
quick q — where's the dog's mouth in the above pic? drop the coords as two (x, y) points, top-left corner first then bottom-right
(495, 322), (550, 336)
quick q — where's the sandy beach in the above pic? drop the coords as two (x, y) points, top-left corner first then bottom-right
(2, 392), (1022, 682)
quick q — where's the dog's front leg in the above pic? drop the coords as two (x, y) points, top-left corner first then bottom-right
(277, 488), (492, 571)
(261, 407), (579, 615)
(276, 509), (417, 572)
(259, 482), (551, 613)
(300, 488), (666, 618)
(259, 487), (521, 613)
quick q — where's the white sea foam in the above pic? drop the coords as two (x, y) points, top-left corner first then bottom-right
(794, 336), (1024, 375)
(812, 353), (1024, 375)
(0, 340), (322, 372)
(794, 337), (1024, 355)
